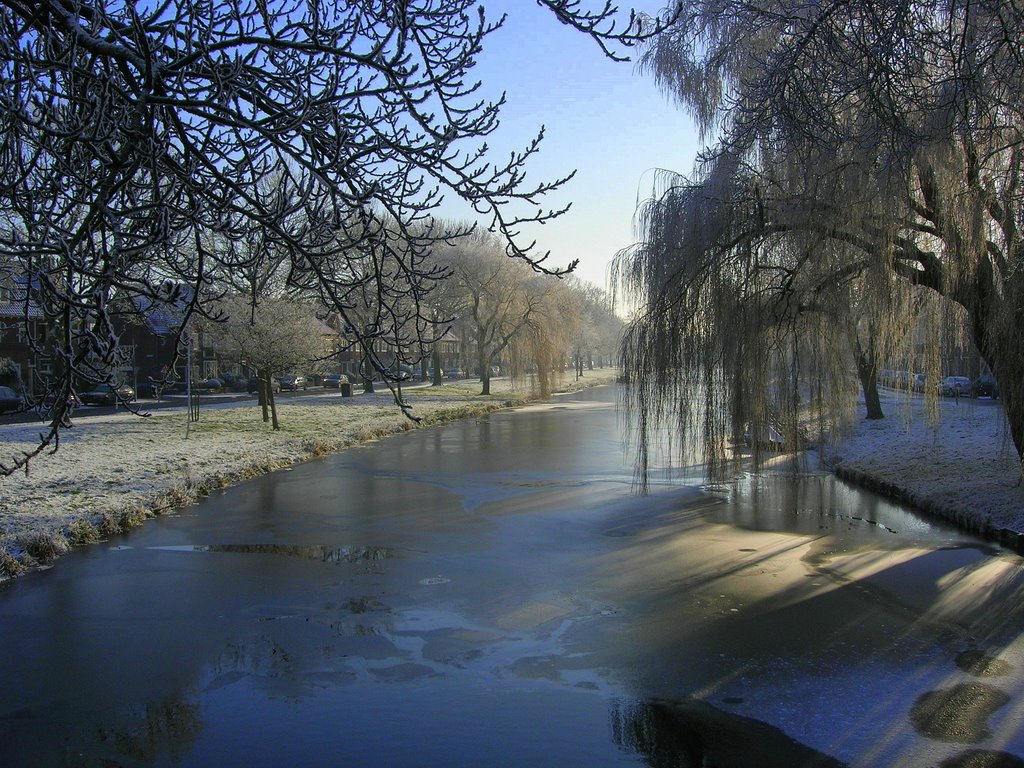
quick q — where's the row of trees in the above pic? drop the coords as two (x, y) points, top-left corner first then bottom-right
(616, 0), (1024, 478)
(435, 230), (622, 396)
(0, 0), (662, 473)
(202, 227), (623, 430)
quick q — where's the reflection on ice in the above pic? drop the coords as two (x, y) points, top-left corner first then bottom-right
(200, 544), (397, 563)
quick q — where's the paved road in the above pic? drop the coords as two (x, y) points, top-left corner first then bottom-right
(0, 379), (443, 424)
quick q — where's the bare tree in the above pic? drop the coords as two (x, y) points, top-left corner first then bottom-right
(208, 297), (328, 430)
(442, 231), (556, 395)
(565, 277), (622, 378)
(617, 0), (1024, 478)
(0, 0), (670, 474)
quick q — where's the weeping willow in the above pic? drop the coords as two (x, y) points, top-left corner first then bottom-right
(616, 146), (953, 484)
(616, 0), (1024, 482)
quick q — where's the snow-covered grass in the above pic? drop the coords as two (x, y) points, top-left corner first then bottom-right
(0, 370), (620, 578)
(821, 389), (1024, 546)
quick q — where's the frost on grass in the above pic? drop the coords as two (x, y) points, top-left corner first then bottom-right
(0, 371), (621, 573)
(824, 392), (1024, 536)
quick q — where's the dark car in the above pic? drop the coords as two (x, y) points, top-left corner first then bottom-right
(246, 377), (282, 394)
(278, 374), (307, 391)
(80, 383), (136, 406)
(970, 374), (999, 399)
(323, 373), (353, 388)
(0, 385), (25, 414)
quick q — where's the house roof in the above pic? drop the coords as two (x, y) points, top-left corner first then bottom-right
(0, 304), (44, 320)
(0, 272), (45, 319)
(131, 288), (192, 336)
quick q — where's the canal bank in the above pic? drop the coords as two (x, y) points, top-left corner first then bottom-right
(0, 372), (620, 578)
(820, 389), (1024, 551)
(2, 374), (1022, 579)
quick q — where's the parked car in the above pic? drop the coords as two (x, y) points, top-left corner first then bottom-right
(0, 385), (25, 414)
(80, 383), (136, 406)
(912, 373), (928, 392)
(388, 365), (414, 381)
(278, 374), (307, 391)
(246, 376), (281, 394)
(217, 372), (239, 391)
(323, 373), (353, 388)
(192, 378), (223, 393)
(941, 376), (972, 397)
(970, 374), (999, 399)
(446, 368), (464, 379)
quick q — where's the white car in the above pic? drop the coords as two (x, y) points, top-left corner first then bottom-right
(942, 376), (972, 396)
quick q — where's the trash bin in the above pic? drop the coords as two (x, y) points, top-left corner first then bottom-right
(340, 381), (352, 397)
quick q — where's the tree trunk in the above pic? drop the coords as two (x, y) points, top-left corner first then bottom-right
(268, 385), (279, 430)
(479, 349), (490, 395)
(431, 344), (443, 387)
(855, 355), (884, 420)
(258, 368), (270, 423)
(974, 316), (1024, 466)
(850, 322), (884, 420)
(966, 259), (1023, 466)
(477, 331), (490, 395)
(361, 356), (374, 393)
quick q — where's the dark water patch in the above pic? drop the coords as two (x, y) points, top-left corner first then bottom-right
(940, 750), (1024, 768)
(345, 597), (386, 615)
(956, 650), (1015, 678)
(202, 544), (397, 563)
(910, 683), (1011, 742)
(611, 699), (847, 768)
(97, 699), (202, 765)
(497, 479), (582, 489)
(370, 662), (439, 683)
(0, 706), (41, 721)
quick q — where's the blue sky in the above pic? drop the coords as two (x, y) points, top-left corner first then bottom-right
(438, 1), (701, 291)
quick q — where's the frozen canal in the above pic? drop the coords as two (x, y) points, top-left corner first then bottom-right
(2, 385), (1023, 767)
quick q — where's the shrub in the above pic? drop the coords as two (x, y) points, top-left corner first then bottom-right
(24, 533), (68, 563)
(0, 551), (25, 578)
(66, 520), (101, 546)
